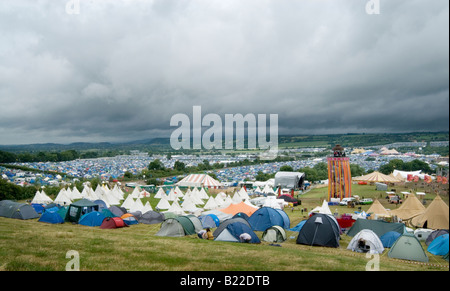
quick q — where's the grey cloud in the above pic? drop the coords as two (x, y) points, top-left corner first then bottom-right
(0, 0), (448, 145)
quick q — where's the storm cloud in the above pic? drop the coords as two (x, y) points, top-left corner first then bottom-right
(0, 0), (448, 145)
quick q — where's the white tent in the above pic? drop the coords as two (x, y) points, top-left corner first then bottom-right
(156, 196), (171, 210)
(70, 187), (83, 200)
(310, 200), (332, 215)
(167, 200), (185, 215)
(121, 195), (135, 210)
(155, 187), (165, 199)
(238, 188), (250, 200)
(31, 190), (53, 204)
(232, 192), (243, 204)
(54, 188), (72, 206)
(203, 196), (219, 210)
(347, 229), (385, 254)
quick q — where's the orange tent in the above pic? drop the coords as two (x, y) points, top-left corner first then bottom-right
(219, 201), (258, 217)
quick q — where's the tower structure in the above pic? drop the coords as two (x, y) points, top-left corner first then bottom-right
(327, 144), (352, 200)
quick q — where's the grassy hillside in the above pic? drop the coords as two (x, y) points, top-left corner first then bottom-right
(0, 184), (448, 272)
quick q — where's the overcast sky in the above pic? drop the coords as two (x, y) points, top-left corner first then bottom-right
(0, 0), (448, 145)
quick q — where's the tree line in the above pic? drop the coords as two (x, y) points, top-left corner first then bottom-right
(0, 149), (122, 163)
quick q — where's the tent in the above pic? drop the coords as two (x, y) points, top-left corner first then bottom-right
(78, 211), (105, 227)
(262, 225), (287, 243)
(186, 215), (203, 233)
(139, 211), (165, 225)
(288, 220), (307, 232)
(199, 215), (218, 229)
(427, 234), (449, 256)
(248, 207), (290, 231)
(366, 199), (391, 219)
(219, 201), (258, 217)
(0, 200), (39, 220)
(425, 229), (449, 246)
(274, 171), (305, 189)
(214, 221), (261, 243)
(380, 231), (401, 248)
(121, 213), (139, 225)
(347, 229), (385, 254)
(388, 233), (429, 262)
(108, 205), (127, 217)
(347, 219), (406, 238)
(65, 199), (99, 223)
(213, 217), (251, 238)
(232, 212), (250, 221)
(38, 209), (65, 224)
(155, 216), (196, 237)
(176, 174), (223, 189)
(388, 194), (425, 222)
(100, 217), (128, 229)
(410, 195), (449, 230)
(296, 213), (340, 248)
(352, 171), (401, 183)
(414, 228), (434, 241)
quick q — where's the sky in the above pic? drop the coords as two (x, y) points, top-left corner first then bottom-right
(0, 0), (448, 145)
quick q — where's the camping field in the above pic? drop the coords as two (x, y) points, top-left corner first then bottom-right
(0, 184), (448, 272)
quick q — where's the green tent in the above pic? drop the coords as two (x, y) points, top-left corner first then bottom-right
(155, 216), (196, 237)
(262, 225), (287, 243)
(347, 219), (406, 238)
(0, 200), (39, 220)
(388, 233), (429, 263)
(65, 199), (99, 223)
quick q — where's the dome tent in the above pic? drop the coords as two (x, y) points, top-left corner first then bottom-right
(78, 211), (105, 227)
(248, 207), (290, 231)
(38, 209), (64, 224)
(262, 225), (287, 243)
(347, 229), (385, 254)
(380, 231), (401, 248)
(296, 213), (340, 248)
(155, 216), (196, 237)
(388, 233), (429, 263)
(0, 200), (39, 220)
(214, 221), (260, 243)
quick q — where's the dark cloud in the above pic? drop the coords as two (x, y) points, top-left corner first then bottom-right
(0, 0), (448, 145)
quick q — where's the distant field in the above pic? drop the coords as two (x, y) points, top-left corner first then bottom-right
(0, 184), (448, 272)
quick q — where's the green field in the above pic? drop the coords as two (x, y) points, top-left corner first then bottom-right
(0, 184), (448, 272)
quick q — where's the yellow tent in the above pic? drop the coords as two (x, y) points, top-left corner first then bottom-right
(367, 199), (391, 219)
(410, 195), (449, 229)
(389, 194), (425, 221)
(353, 171), (402, 183)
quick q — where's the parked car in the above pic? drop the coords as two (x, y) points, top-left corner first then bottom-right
(359, 198), (374, 205)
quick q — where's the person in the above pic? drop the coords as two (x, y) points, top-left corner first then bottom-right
(198, 229), (206, 239)
(239, 233), (252, 243)
(204, 228), (214, 240)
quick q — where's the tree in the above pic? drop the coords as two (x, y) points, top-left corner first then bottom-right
(174, 160), (186, 172)
(279, 165), (293, 172)
(148, 159), (164, 171)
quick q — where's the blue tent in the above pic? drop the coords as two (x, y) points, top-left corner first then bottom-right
(380, 231), (402, 248)
(199, 215), (217, 229)
(206, 214), (220, 227)
(214, 221), (260, 243)
(288, 220), (307, 232)
(38, 209), (64, 224)
(79, 211), (105, 227)
(248, 207), (288, 231)
(427, 234), (449, 256)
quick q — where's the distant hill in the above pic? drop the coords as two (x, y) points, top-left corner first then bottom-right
(0, 131), (448, 154)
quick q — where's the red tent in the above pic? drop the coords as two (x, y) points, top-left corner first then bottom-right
(100, 217), (128, 229)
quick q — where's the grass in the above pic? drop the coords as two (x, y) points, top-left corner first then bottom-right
(0, 184), (448, 272)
